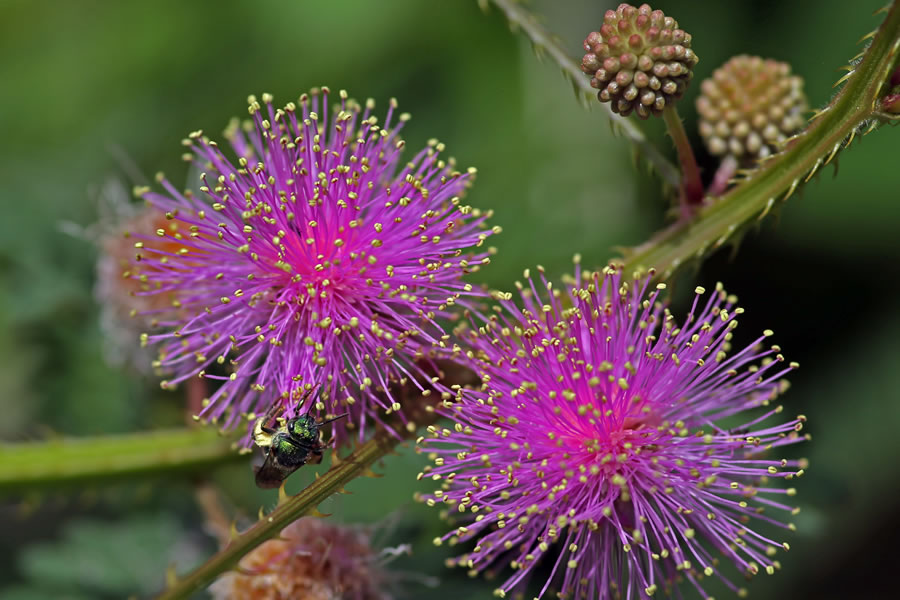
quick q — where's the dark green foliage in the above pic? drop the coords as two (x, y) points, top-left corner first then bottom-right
(2, 514), (202, 599)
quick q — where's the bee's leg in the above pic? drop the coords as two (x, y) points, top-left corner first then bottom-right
(253, 420), (278, 448)
(307, 445), (325, 465)
(252, 424), (269, 447)
(296, 384), (322, 410)
(259, 401), (285, 423)
(252, 402), (286, 448)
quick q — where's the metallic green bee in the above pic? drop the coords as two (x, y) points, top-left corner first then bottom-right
(252, 400), (347, 489)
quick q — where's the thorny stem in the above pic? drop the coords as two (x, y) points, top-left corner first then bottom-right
(155, 361), (477, 598)
(0, 428), (246, 495)
(662, 105), (705, 213)
(623, 0), (900, 278)
(487, 0), (681, 188)
(488, 0), (900, 278)
(155, 409), (440, 600)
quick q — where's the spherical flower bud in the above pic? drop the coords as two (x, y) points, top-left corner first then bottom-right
(581, 3), (698, 119)
(209, 518), (395, 600)
(132, 89), (495, 446)
(423, 263), (807, 599)
(697, 55), (808, 161)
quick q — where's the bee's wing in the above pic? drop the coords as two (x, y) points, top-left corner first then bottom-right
(254, 453), (295, 489)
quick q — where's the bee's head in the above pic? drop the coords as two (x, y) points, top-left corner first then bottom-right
(286, 415), (319, 442)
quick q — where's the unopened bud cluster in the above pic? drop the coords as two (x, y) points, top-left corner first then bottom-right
(697, 55), (807, 160)
(581, 3), (698, 119)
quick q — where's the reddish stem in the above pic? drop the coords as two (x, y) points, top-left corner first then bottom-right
(707, 155), (738, 198)
(186, 377), (207, 426)
(662, 106), (704, 213)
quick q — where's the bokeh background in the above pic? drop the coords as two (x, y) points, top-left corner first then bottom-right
(1, 0), (899, 598)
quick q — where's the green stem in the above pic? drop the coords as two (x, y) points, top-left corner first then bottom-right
(0, 428), (246, 495)
(488, 0), (900, 279)
(156, 417), (433, 600)
(662, 105), (705, 210)
(622, 0), (900, 277)
(157, 362), (476, 598)
(488, 0), (681, 188)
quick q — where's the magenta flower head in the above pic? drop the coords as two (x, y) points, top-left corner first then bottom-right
(132, 88), (496, 445)
(421, 262), (807, 599)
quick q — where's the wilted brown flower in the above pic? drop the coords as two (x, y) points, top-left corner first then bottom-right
(209, 518), (395, 600)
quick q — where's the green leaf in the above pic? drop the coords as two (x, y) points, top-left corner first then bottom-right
(6, 514), (203, 598)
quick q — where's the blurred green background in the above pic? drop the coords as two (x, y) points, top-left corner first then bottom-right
(1, 0), (898, 598)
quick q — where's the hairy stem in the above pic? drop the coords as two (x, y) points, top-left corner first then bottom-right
(157, 360), (477, 599)
(662, 105), (705, 211)
(488, 0), (681, 188)
(487, 0), (900, 278)
(623, 0), (900, 277)
(156, 413), (436, 600)
(0, 428), (246, 495)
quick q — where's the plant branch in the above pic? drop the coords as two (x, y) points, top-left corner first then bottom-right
(622, 0), (900, 278)
(157, 361), (477, 599)
(0, 428), (246, 495)
(488, 0), (681, 188)
(662, 105), (705, 211)
(156, 409), (439, 600)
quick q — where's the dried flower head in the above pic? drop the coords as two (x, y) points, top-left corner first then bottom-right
(696, 55), (808, 161)
(421, 262), (807, 599)
(65, 179), (189, 373)
(132, 88), (495, 445)
(582, 3), (698, 119)
(209, 518), (394, 600)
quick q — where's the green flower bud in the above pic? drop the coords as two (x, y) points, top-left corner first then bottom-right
(696, 55), (808, 161)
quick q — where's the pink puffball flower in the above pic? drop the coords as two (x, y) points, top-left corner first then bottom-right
(132, 88), (496, 445)
(421, 262), (807, 599)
